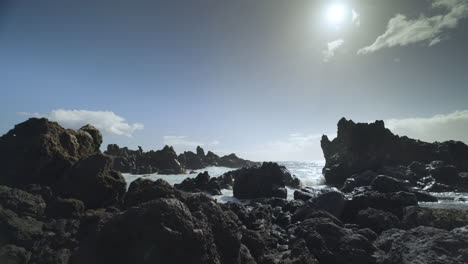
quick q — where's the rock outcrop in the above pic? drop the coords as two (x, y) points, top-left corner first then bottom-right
(106, 144), (259, 174)
(233, 162), (301, 199)
(321, 118), (468, 189)
(0, 118), (102, 186)
(174, 171), (222, 195)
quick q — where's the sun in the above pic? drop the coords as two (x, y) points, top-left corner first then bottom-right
(326, 3), (347, 25)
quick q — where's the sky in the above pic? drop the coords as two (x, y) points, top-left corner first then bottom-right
(1, 0), (468, 161)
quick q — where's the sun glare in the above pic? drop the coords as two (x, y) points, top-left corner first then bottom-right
(326, 3), (347, 25)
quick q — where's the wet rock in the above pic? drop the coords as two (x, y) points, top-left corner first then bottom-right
(175, 171), (222, 195)
(55, 153), (126, 209)
(124, 178), (177, 208)
(233, 162), (300, 199)
(370, 175), (409, 193)
(0, 118), (102, 186)
(341, 170), (378, 192)
(402, 206), (468, 230)
(309, 191), (345, 218)
(354, 208), (400, 233)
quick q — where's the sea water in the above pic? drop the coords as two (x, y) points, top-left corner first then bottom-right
(122, 161), (468, 209)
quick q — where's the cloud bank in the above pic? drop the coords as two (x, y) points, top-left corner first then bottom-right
(386, 110), (468, 144)
(163, 136), (220, 148)
(358, 0), (468, 54)
(19, 109), (143, 137)
(323, 39), (344, 62)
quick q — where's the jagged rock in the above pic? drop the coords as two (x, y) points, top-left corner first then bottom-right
(0, 244), (31, 264)
(178, 151), (205, 170)
(0, 206), (44, 248)
(354, 208), (400, 233)
(175, 171), (222, 195)
(74, 197), (242, 264)
(233, 162), (300, 199)
(0, 118), (102, 186)
(378, 226), (468, 264)
(321, 118), (468, 188)
(308, 190), (345, 218)
(124, 178), (177, 208)
(294, 217), (377, 264)
(402, 206), (468, 230)
(0, 186), (46, 218)
(370, 175), (409, 193)
(341, 170), (378, 192)
(55, 153), (126, 209)
(342, 187), (418, 220)
(196, 146), (206, 157)
(218, 153), (259, 169)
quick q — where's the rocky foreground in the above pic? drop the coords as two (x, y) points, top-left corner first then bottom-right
(1, 118), (468, 264)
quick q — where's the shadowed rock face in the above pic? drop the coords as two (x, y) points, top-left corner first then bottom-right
(233, 162), (301, 199)
(0, 118), (102, 186)
(321, 118), (468, 187)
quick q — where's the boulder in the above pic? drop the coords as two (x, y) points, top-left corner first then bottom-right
(354, 208), (400, 233)
(178, 151), (205, 170)
(0, 186), (46, 218)
(308, 191), (345, 218)
(233, 162), (300, 199)
(294, 217), (377, 264)
(45, 197), (85, 219)
(74, 198), (241, 264)
(402, 206), (468, 230)
(175, 171), (222, 195)
(124, 178), (177, 208)
(0, 118), (102, 186)
(0, 244), (31, 264)
(378, 226), (468, 264)
(370, 175), (409, 193)
(321, 118), (468, 188)
(55, 153), (126, 209)
(0, 206), (44, 248)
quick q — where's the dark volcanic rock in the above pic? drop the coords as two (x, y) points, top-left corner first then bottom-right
(378, 226), (468, 264)
(402, 206), (468, 230)
(74, 197), (242, 264)
(178, 151), (205, 170)
(124, 178), (177, 208)
(0, 118), (102, 186)
(354, 208), (400, 233)
(45, 197), (85, 219)
(321, 118), (468, 188)
(233, 162), (300, 199)
(0, 186), (46, 218)
(175, 171), (222, 195)
(0, 244), (31, 264)
(55, 153), (126, 209)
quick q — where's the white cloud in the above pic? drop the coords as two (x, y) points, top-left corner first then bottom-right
(19, 109), (143, 137)
(352, 9), (361, 26)
(163, 136), (220, 148)
(358, 0), (468, 54)
(386, 110), (468, 144)
(323, 39), (344, 62)
(239, 133), (329, 162)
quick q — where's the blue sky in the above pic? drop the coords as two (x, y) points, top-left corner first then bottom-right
(1, 0), (468, 161)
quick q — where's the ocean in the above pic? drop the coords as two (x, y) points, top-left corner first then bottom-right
(122, 161), (468, 209)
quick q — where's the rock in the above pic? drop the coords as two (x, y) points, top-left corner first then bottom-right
(218, 153), (259, 169)
(178, 151), (205, 170)
(370, 175), (409, 193)
(0, 244), (31, 264)
(354, 208), (400, 233)
(124, 178), (177, 208)
(378, 226), (468, 264)
(342, 187), (418, 220)
(402, 206), (468, 230)
(233, 162), (300, 199)
(175, 171), (222, 195)
(0, 206), (44, 248)
(341, 170), (378, 192)
(0, 185), (46, 218)
(74, 198), (239, 264)
(321, 118), (468, 188)
(308, 191), (345, 218)
(45, 197), (85, 219)
(196, 146), (206, 157)
(0, 118), (102, 186)
(294, 217), (377, 264)
(55, 153), (126, 209)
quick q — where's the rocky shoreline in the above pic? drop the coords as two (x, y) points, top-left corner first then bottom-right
(105, 144), (259, 175)
(1, 117), (468, 264)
